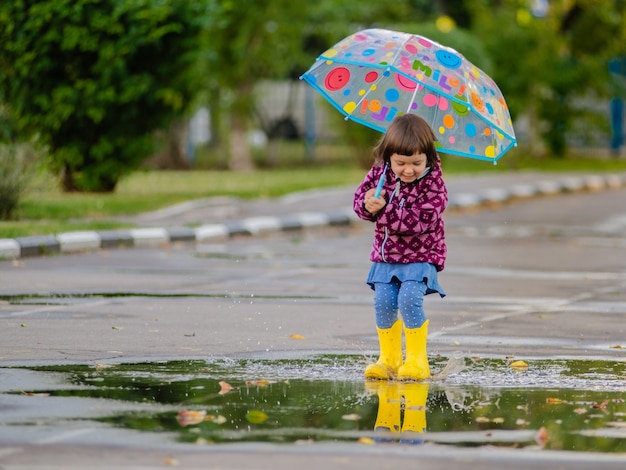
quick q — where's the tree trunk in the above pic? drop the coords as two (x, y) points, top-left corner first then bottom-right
(144, 121), (190, 170)
(229, 113), (255, 172)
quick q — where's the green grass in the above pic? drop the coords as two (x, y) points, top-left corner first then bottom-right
(2, 145), (626, 239)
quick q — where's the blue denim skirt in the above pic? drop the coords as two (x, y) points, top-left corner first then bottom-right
(366, 262), (446, 297)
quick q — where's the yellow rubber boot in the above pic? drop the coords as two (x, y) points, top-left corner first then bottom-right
(397, 320), (430, 381)
(365, 381), (401, 441)
(364, 320), (402, 380)
(400, 382), (429, 440)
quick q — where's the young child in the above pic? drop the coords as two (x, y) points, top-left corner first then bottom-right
(353, 114), (447, 381)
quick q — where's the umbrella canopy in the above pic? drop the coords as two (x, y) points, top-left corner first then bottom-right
(300, 28), (516, 162)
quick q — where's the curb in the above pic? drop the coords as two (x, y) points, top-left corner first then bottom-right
(0, 209), (359, 260)
(2, 173), (625, 260)
(446, 173), (626, 209)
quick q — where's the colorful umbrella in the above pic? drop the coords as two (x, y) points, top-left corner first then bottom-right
(300, 28), (516, 162)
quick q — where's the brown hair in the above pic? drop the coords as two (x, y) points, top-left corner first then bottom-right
(372, 114), (438, 168)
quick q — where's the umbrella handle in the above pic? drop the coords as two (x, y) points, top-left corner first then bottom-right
(374, 164), (387, 198)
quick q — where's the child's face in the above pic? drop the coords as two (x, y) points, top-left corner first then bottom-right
(390, 152), (427, 183)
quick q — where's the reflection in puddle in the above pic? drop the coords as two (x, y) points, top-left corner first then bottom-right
(4, 356), (626, 452)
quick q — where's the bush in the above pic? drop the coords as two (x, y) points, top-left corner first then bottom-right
(0, 0), (206, 192)
(0, 143), (36, 220)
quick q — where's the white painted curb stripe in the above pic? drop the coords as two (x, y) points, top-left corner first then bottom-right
(129, 228), (169, 246)
(295, 212), (330, 227)
(0, 239), (20, 258)
(241, 216), (283, 234)
(195, 224), (229, 240)
(57, 231), (101, 252)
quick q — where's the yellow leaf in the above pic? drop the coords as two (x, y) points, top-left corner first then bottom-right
(546, 397), (563, 404)
(610, 345), (623, 349)
(475, 416), (490, 423)
(289, 334), (306, 339)
(112, 326), (124, 330)
(246, 379), (272, 387)
(358, 437), (375, 444)
(492, 417), (504, 424)
(246, 410), (268, 424)
(510, 360), (528, 369)
(342, 413), (361, 421)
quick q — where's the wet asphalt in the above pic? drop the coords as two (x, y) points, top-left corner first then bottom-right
(1, 170), (626, 469)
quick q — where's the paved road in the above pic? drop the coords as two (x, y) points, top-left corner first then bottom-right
(1, 173), (626, 468)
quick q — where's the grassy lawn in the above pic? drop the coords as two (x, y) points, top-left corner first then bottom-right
(3, 143), (626, 239)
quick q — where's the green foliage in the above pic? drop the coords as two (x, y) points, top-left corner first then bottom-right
(0, 0), (206, 192)
(468, 0), (626, 156)
(0, 142), (38, 220)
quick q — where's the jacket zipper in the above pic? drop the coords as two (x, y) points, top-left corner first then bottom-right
(380, 179), (401, 262)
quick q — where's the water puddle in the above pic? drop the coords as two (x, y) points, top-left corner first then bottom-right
(2, 355), (626, 452)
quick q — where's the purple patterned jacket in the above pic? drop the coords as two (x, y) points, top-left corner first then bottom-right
(353, 160), (448, 271)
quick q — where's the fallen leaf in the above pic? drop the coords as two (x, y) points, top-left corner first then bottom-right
(94, 363), (113, 370)
(610, 345), (623, 349)
(176, 409), (207, 427)
(245, 410), (268, 424)
(208, 415), (227, 425)
(20, 323), (27, 328)
(546, 397), (563, 404)
(342, 413), (361, 421)
(21, 391), (50, 397)
(111, 326), (124, 330)
(289, 334), (305, 339)
(492, 417), (505, 424)
(573, 408), (588, 415)
(593, 400), (610, 413)
(295, 438), (315, 445)
(475, 416), (490, 423)
(535, 426), (549, 448)
(510, 360), (528, 369)
(163, 456), (180, 466)
(358, 437), (375, 445)
(218, 381), (235, 395)
(516, 418), (529, 426)
(246, 379), (272, 387)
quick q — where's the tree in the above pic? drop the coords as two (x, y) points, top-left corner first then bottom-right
(201, 0), (316, 171)
(0, 0), (206, 192)
(200, 0), (444, 171)
(468, 0), (626, 157)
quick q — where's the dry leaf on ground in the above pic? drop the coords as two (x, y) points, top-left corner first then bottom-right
(176, 409), (206, 427)
(218, 381), (236, 395)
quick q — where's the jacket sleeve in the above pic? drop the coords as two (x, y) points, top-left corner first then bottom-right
(383, 174), (448, 235)
(353, 168), (379, 222)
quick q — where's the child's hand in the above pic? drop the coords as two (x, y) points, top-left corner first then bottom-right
(364, 188), (386, 214)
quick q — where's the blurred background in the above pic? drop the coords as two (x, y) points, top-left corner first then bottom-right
(1, 0), (626, 228)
